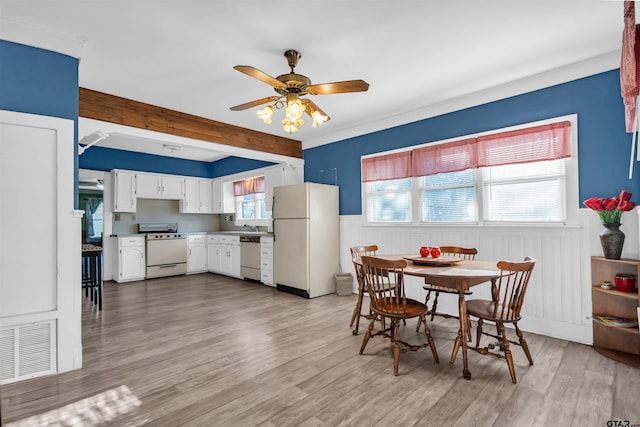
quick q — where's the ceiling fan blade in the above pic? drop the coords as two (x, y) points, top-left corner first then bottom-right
(306, 79), (369, 95)
(302, 99), (331, 122)
(233, 65), (285, 89)
(229, 96), (280, 111)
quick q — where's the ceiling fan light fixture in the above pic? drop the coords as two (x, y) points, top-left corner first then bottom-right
(231, 49), (369, 134)
(281, 120), (299, 134)
(256, 105), (273, 124)
(311, 110), (328, 127)
(284, 94), (305, 122)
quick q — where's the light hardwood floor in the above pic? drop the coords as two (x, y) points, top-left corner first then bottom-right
(1, 273), (639, 426)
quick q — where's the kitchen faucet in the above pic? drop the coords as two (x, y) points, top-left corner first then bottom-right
(244, 224), (258, 232)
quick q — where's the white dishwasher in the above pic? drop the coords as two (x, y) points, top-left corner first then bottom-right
(240, 235), (261, 281)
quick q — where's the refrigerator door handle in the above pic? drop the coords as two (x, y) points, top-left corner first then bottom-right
(273, 219), (276, 242)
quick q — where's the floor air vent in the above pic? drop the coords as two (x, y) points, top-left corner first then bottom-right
(0, 321), (56, 384)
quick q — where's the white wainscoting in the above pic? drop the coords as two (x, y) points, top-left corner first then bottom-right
(339, 208), (640, 345)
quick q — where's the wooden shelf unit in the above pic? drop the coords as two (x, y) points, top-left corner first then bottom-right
(591, 256), (640, 367)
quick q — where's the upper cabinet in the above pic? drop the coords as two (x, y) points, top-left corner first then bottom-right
(264, 164), (302, 211)
(112, 170), (137, 213)
(212, 179), (223, 213)
(198, 179), (213, 213)
(136, 172), (184, 199)
(212, 179), (235, 214)
(110, 164), (302, 214)
(180, 177), (213, 213)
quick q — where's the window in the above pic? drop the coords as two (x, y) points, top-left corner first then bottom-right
(482, 159), (565, 222)
(362, 118), (574, 225)
(234, 176), (269, 220)
(368, 178), (412, 222)
(84, 197), (103, 242)
(236, 192), (268, 220)
(421, 169), (476, 222)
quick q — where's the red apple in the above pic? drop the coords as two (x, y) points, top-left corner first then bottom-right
(430, 246), (441, 258)
(420, 246), (430, 257)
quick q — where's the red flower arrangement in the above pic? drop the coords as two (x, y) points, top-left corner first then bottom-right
(583, 190), (636, 224)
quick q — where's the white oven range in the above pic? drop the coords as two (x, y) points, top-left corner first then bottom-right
(139, 223), (188, 279)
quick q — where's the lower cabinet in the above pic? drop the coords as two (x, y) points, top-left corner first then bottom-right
(260, 236), (274, 286)
(207, 234), (222, 273)
(187, 234), (207, 273)
(113, 236), (146, 283)
(207, 234), (241, 278)
(220, 235), (241, 278)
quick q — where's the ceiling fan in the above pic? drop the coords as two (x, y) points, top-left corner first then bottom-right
(230, 49), (369, 133)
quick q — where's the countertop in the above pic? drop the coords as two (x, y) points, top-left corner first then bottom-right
(110, 231), (273, 237)
(207, 231), (273, 237)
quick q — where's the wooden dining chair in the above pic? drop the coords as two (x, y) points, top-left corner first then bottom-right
(349, 245), (378, 335)
(465, 257), (536, 383)
(359, 256), (439, 375)
(415, 246), (478, 338)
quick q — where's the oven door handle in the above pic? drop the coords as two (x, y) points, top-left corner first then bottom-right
(159, 264), (178, 268)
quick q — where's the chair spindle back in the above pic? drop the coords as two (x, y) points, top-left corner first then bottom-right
(492, 257), (536, 320)
(350, 245), (378, 291)
(360, 256), (408, 315)
(439, 246), (478, 260)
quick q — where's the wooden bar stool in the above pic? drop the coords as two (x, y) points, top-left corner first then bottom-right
(82, 244), (103, 310)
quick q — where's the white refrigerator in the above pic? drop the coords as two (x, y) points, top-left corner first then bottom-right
(273, 182), (339, 298)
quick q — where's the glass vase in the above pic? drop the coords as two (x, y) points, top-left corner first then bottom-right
(599, 223), (625, 260)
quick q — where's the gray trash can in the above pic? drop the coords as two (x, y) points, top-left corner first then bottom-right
(334, 273), (353, 296)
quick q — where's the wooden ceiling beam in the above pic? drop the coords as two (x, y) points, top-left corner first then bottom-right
(78, 88), (303, 159)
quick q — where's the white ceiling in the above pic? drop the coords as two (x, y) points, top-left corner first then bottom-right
(0, 1), (627, 162)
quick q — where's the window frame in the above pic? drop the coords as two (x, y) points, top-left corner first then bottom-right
(361, 114), (579, 227)
(235, 192), (268, 221)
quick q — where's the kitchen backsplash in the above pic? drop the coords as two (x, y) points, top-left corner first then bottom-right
(112, 199), (221, 234)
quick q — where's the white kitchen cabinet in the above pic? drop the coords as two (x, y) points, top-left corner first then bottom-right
(260, 236), (274, 286)
(180, 177), (213, 213)
(264, 164), (302, 211)
(220, 235), (241, 278)
(181, 177), (198, 213)
(212, 179), (223, 213)
(212, 179), (235, 213)
(136, 172), (184, 200)
(160, 174), (184, 199)
(113, 236), (145, 282)
(112, 170), (137, 212)
(198, 179), (213, 213)
(187, 234), (207, 273)
(135, 173), (162, 199)
(207, 234), (221, 273)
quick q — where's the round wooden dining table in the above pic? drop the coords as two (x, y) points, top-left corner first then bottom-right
(355, 254), (501, 380)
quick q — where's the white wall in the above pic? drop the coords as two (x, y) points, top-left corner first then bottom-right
(339, 208), (640, 345)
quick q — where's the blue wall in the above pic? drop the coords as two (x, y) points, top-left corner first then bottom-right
(79, 146), (212, 178)
(79, 149), (275, 179)
(211, 157), (275, 177)
(0, 40), (79, 205)
(304, 70), (640, 215)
